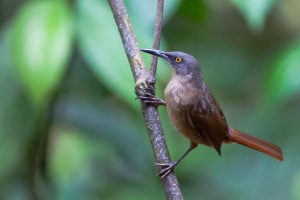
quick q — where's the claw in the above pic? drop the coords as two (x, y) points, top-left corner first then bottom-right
(154, 143), (197, 181)
(155, 162), (178, 181)
(136, 92), (166, 107)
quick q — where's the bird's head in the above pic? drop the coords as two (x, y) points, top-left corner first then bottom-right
(140, 49), (201, 76)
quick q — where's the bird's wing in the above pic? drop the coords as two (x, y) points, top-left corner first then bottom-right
(186, 95), (228, 155)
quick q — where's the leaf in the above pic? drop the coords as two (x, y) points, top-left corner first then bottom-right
(10, 1), (73, 108)
(125, 0), (182, 31)
(76, 0), (139, 111)
(0, 27), (38, 180)
(229, 0), (277, 32)
(266, 40), (300, 103)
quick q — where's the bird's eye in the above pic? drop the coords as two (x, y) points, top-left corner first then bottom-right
(175, 57), (182, 63)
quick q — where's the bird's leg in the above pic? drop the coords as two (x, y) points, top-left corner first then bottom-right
(155, 142), (198, 181)
(136, 92), (166, 107)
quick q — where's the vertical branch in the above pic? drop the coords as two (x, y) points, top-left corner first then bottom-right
(149, 0), (164, 79)
(108, 0), (183, 199)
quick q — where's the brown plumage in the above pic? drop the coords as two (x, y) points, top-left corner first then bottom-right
(140, 49), (283, 179)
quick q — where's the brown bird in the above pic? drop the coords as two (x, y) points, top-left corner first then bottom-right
(140, 49), (283, 179)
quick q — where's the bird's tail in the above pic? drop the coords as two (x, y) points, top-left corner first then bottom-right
(227, 128), (283, 161)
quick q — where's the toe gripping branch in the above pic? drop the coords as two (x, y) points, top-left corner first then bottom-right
(135, 78), (166, 107)
(156, 161), (178, 181)
(136, 92), (166, 107)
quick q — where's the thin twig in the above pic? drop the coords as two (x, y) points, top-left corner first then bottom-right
(149, 0), (164, 78)
(108, 0), (183, 199)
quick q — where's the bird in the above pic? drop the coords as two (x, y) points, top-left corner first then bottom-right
(139, 49), (283, 179)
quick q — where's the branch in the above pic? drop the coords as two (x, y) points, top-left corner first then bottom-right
(108, 0), (183, 199)
(149, 0), (164, 78)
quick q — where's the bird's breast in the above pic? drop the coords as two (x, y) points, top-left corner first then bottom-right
(164, 75), (198, 107)
(164, 75), (200, 140)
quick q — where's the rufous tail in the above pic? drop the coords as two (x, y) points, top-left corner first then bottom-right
(227, 128), (283, 161)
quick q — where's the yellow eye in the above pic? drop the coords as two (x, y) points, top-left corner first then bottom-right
(175, 57), (182, 63)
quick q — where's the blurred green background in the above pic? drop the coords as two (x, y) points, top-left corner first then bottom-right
(1, 0), (300, 199)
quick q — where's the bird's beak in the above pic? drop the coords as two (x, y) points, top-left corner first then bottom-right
(140, 48), (169, 61)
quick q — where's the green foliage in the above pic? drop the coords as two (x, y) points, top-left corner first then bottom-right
(292, 170), (300, 200)
(229, 0), (277, 32)
(0, 0), (299, 199)
(76, 0), (139, 111)
(0, 28), (38, 181)
(177, 0), (207, 22)
(266, 41), (300, 103)
(10, 0), (73, 108)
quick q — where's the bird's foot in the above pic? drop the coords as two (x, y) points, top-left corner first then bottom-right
(136, 92), (166, 107)
(155, 161), (178, 181)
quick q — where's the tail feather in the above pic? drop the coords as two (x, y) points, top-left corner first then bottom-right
(227, 128), (283, 161)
